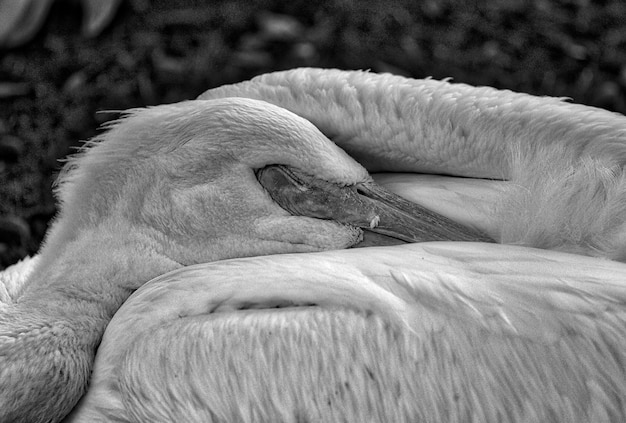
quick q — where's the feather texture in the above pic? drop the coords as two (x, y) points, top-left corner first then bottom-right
(200, 67), (626, 259)
(69, 243), (626, 422)
(2, 68), (626, 422)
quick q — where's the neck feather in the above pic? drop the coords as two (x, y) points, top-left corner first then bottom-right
(0, 220), (180, 423)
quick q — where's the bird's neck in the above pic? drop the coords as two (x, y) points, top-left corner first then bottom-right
(0, 220), (180, 423)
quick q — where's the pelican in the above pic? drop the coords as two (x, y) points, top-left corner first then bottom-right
(1, 68), (625, 423)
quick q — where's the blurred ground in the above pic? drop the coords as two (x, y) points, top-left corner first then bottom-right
(1, 0), (626, 268)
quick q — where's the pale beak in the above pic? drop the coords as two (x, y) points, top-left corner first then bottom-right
(256, 165), (494, 246)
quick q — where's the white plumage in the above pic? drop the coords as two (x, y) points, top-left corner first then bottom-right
(68, 243), (626, 422)
(1, 68), (625, 423)
(200, 68), (626, 259)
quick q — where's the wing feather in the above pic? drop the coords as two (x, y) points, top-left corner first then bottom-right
(67, 243), (626, 422)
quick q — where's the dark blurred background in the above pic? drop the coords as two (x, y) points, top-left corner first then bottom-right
(1, 0), (626, 269)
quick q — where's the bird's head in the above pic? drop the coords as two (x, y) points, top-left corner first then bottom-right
(44, 97), (489, 267)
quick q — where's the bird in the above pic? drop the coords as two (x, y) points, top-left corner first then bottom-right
(0, 67), (625, 422)
(0, 88), (488, 423)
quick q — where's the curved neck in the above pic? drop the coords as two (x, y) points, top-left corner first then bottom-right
(0, 220), (180, 423)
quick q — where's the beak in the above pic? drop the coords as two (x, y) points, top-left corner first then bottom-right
(256, 165), (494, 246)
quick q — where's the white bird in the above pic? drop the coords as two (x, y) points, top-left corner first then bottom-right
(1, 68), (625, 423)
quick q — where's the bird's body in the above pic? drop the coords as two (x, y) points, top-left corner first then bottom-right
(69, 242), (626, 422)
(1, 68), (626, 422)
